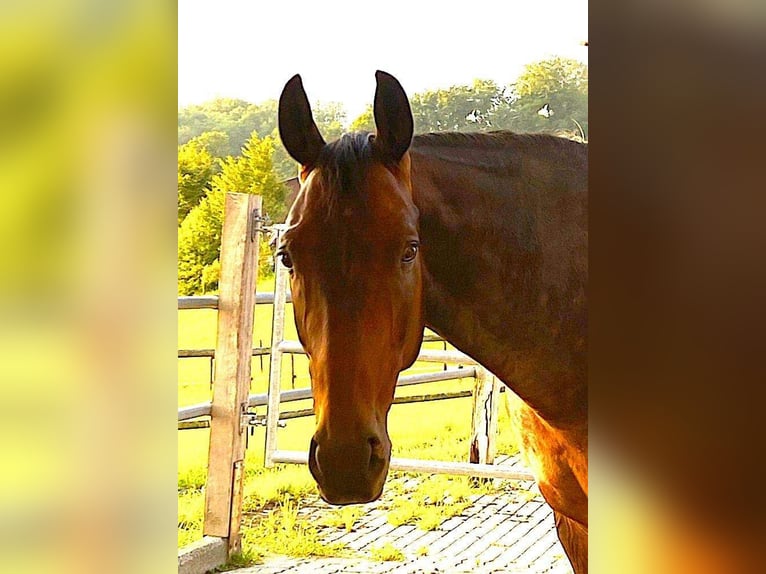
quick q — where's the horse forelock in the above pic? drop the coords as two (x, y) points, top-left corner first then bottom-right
(309, 132), (374, 217)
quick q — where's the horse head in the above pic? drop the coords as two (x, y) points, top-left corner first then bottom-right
(277, 71), (424, 504)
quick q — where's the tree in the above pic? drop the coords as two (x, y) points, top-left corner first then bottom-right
(177, 188), (224, 294)
(499, 57), (588, 139)
(410, 80), (501, 133)
(211, 132), (288, 222)
(348, 105), (374, 133)
(189, 130), (230, 158)
(310, 101), (347, 141)
(178, 98), (279, 156)
(180, 98), (351, 181)
(177, 140), (215, 224)
(178, 131), (289, 294)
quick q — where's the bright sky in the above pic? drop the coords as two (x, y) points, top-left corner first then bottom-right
(179, 0), (588, 121)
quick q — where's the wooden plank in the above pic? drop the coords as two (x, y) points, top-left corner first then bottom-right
(227, 460), (245, 554)
(203, 193), (261, 542)
(178, 420), (210, 430)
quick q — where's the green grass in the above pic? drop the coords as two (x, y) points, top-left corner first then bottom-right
(319, 506), (364, 533)
(178, 274), (520, 557)
(242, 495), (351, 559)
(384, 473), (496, 531)
(178, 489), (205, 547)
(370, 543), (405, 562)
(214, 551), (263, 571)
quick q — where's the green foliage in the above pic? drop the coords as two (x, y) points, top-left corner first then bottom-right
(179, 98), (348, 181)
(348, 105), (374, 133)
(177, 132), (288, 294)
(190, 130), (231, 158)
(271, 134), (298, 182)
(310, 101), (346, 141)
(211, 132), (288, 222)
(178, 98), (279, 157)
(177, 188), (224, 295)
(500, 57), (588, 139)
(411, 79), (501, 133)
(406, 58), (587, 138)
(177, 139), (216, 224)
(200, 258), (221, 293)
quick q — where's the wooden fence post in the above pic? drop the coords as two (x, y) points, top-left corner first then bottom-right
(470, 367), (501, 465)
(203, 193), (261, 554)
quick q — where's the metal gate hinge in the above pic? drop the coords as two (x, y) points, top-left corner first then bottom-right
(251, 211), (271, 241)
(244, 411), (286, 428)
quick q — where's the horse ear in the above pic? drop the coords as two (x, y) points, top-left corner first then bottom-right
(278, 74), (326, 168)
(373, 70), (413, 163)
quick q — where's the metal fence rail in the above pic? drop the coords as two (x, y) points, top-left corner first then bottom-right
(269, 450), (535, 482)
(178, 366), (476, 422)
(178, 292), (293, 310)
(259, 243), (507, 478)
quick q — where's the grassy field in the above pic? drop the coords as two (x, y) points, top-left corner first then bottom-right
(178, 275), (519, 564)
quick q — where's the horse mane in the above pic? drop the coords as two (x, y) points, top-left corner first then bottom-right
(309, 132), (375, 220)
(413, 130), (583, 150)
(315, 132), (374, 196)
(309, 130), (585, 213)
(411, 131), (586, 174)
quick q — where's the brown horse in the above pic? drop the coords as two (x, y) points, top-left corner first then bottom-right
(277, 71), (587, 573)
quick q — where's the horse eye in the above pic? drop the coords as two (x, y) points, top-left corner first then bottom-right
(279, 251), (293, 269)
(402, 242), (419, 263)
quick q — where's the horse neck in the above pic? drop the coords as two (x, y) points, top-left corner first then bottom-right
(409, 135), (588, 425)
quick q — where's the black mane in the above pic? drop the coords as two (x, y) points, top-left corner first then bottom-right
(413, 130), (584, 150)
(315, 132), (375, 199)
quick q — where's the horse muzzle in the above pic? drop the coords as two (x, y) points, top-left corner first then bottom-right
(308, 433), (391, 504)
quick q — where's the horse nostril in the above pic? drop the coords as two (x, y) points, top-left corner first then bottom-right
(367, 436), (385, 469)
(308, 436), (322, 481)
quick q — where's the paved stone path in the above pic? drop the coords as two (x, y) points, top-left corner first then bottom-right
(232, 455), (572, 574)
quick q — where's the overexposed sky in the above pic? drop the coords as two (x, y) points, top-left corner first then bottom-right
(179, 0), (587, 120)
